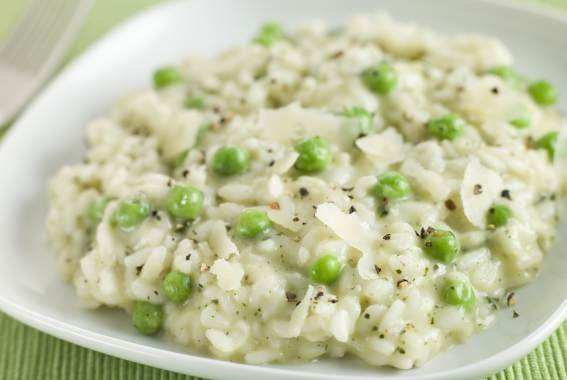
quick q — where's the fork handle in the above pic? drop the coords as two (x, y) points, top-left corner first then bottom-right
(0, 0), (94, 127)
(0, 64), (40, 126)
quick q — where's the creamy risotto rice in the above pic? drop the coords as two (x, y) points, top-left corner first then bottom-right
(47, 12), (564, 369)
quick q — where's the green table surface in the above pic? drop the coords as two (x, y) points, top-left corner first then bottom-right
(1, 0), (566, 379)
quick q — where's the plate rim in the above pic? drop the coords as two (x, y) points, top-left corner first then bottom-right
(1, 0), (566, 379)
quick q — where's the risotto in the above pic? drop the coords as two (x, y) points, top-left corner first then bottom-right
(47, 12), (564, 369)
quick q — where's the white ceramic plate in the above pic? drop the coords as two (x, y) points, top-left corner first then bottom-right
(0, 0), (566, 379)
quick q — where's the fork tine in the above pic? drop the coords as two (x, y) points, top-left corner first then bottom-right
(0, 0), (54, 57)
(0, 0), (68, 69)
(19, 1), (76, 68)
(0, 0), (74, 70)
(0, 0), (93, 125)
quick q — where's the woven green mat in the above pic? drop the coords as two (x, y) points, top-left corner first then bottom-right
(1, 0), (566, 379)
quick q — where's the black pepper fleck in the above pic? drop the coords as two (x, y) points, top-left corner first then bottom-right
(444, 199), (456, 210)
(299, 187), (309, 198)
(331, 50), (344, 59)
(501, 189), (512, 200)
(486, 296), (499, 310)
(506, 292), (517, 306)
(285, 291), (297, 302)
(473, 184), (483, 195)
(382, 233), (391, 240)
(348, 206), (357, 214)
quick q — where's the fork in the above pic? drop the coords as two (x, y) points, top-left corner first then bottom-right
(0, 0), (93, 127)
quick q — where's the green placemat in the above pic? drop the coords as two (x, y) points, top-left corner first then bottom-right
(0, 0), (566, 379)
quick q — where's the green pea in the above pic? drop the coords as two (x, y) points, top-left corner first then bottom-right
(254, 22), (285, 47)
(342, 107), (375, 136)
(487, 204), (512, 228)
(310, 255), (342, 285)
(185, 96), (205, 110)
(111, 199), (150, 232)
(535, 131), (558, 160)
(372, 172), (411, 202)
(212, 145), (250, 176)
(361, 62), (398, 95)
(132, 301), (163, 335)
(162, 271), (192, 304)
(423, 229), (459, 264)
(153, 66), (182, 89)
(165, 184), (204, 221)
(87, 196), (110, 225)
(294, 136), (332, 173)
(528, 81), (558, 106)
(487, 66), (524, 88)
(427, 114), (465, 141)
(442, 278), (476, 312)
(510, 115), (531, 129)
(236, 209), (272, 238)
